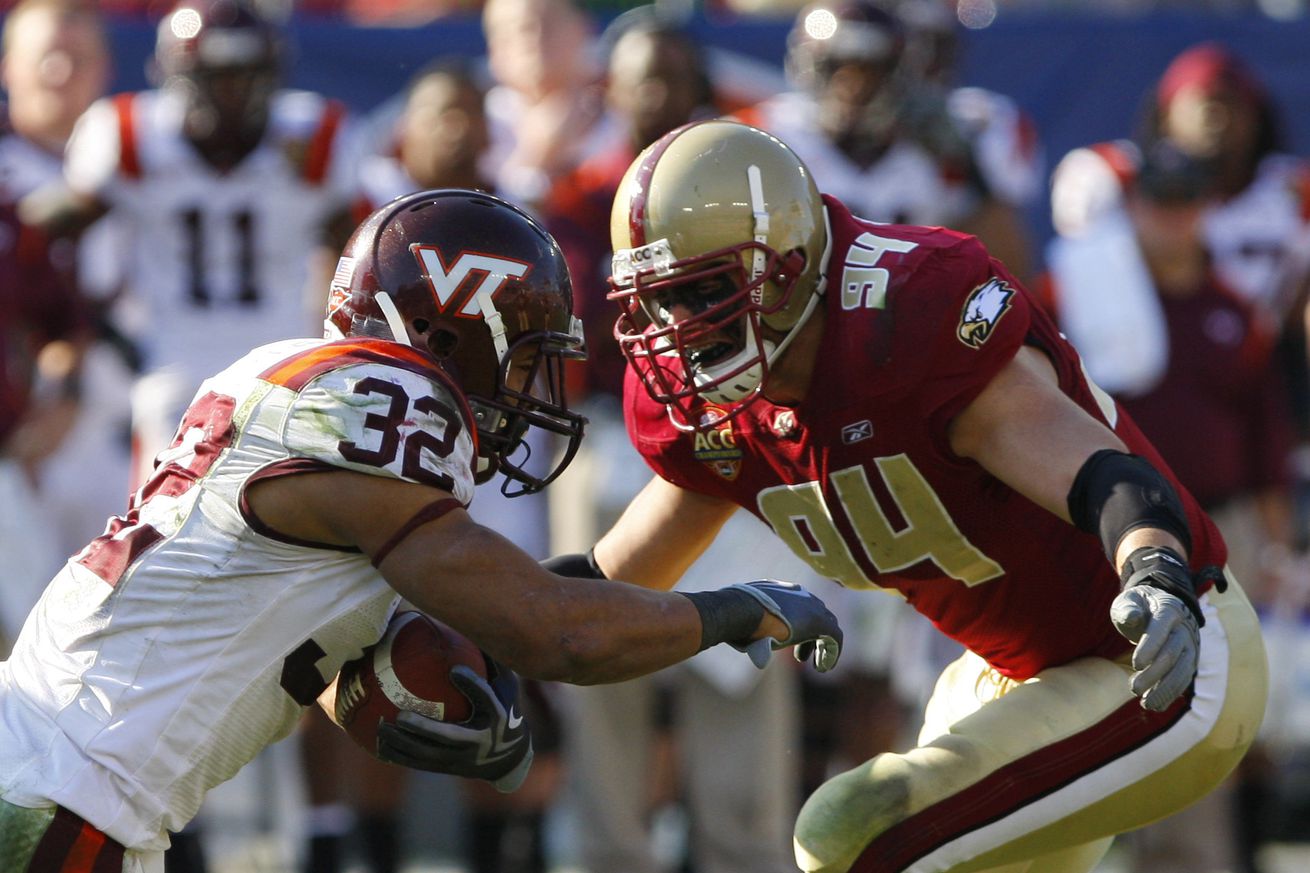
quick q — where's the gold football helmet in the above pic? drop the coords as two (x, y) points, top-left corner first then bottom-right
(608, 119), (829, 429)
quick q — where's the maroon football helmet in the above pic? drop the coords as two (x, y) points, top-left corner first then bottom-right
(786, 0), (906, 153)
(327, 189), (587, 495)
(154, 0), (281, 147)
(786, 0), (904, 86)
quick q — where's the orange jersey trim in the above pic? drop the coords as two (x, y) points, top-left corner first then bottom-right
(60, 820), (107, 873)
(112, 93), (141, 180)
(260, 338), (439, 390)
(258, 338), (481, 460)
(302, 99), (346, 185)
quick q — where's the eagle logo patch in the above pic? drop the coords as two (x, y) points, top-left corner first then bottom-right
(957, 278), (1015, 349)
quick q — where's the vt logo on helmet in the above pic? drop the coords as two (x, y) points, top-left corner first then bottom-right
(608, 120), (830, 431)
(411, 248), (532, 317)
(326, 189), (587, 495)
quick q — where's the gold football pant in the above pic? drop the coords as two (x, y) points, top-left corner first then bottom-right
(794, 572), (1267, 873)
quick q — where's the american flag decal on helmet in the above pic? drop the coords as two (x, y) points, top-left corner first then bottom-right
(331, 256), (356, 290)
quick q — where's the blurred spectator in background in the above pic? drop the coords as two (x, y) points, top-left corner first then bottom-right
(479, 0), (611, 213)
(542, 13), (812, 873)
(0, 0), (135, 574)
(543, 7), (717, 407)
(738, 0), (1040, 281)
(19, 2), (360, 871)
(1, 0), (107, 159)
(1041, 137), (1297, 873)
(0, 0), (107, 651)
(355, 58), (493, 210)
(0, 196), (86, 655)
(354, 56), (565, 873)
(1052, 43), (1310, 499)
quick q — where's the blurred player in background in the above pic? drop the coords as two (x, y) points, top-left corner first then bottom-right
(558, 119), (1267, 873)
(0, 201), (85, 654)
(1050, 42), (1310, 474)
(0, 0), (106, 651)
(0, 188), (844, 873)
(1, 0), (136, 574)
(22, 0), (359, 489)
(739, 0), (1039, 281)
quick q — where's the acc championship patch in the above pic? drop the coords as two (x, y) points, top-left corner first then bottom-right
(957, 278), (1015, 349)
(692, 406), (742, 480)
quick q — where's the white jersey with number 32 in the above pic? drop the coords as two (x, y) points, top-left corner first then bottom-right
(0, 337), (476, 852)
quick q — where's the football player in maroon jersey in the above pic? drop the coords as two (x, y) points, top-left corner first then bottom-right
(543, 120), (1268, 873)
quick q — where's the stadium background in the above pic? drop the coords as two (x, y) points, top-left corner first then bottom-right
(91, 7), (1310, 256)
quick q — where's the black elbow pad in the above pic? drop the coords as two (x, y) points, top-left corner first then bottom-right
(1067, 449), (1192, 560)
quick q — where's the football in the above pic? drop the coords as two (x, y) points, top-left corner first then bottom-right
(335, 611), (487, 754)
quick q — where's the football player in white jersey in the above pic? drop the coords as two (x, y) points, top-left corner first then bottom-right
(22, 0), (360, 490)
(737, 0), (1038, 281)
(0, 188), (844, 873)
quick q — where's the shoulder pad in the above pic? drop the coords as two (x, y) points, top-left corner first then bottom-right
(267, 340), (478, 503)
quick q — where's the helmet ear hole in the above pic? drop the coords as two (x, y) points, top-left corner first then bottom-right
(427, 328), (459, 360)
(781, 248), (808, 280)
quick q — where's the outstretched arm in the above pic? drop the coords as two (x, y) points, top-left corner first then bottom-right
(18, 182), (109, 240)
(246, 468), (837, 685)
(591, 474), (739, 590)
(949, 346), (1202, 711)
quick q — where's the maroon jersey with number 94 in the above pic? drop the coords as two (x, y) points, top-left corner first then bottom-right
(626, 196), (1224, 681)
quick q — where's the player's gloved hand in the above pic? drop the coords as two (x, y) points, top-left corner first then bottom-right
(731, 580), (843, 673)
(1110, 546), (1204, 712)
(375, 658), (533, 793)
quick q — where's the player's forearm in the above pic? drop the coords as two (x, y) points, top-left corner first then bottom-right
(591, 476), (736, 590)
(385, 521), (708, 684)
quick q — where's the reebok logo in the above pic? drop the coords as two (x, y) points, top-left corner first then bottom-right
(842, 420), (873, 444)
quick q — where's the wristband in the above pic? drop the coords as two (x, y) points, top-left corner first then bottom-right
(540, 549), (607, 579)
(680, 589), (764, 652)
(1119, 545), (1205, 627)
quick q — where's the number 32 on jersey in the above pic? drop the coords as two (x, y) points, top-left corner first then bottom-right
(757, 455), (1003, 590)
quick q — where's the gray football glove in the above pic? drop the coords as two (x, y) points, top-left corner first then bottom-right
(375, 661), (533, 793)
(1111, 547), (1204, 712)
(730, 580), (843, 673)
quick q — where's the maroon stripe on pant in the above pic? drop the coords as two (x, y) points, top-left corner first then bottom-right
(89, 836), (124, 873)
(850, 691), (1192, 872)
(24, 806), (125, 873)
(25, 807), (84, 872)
